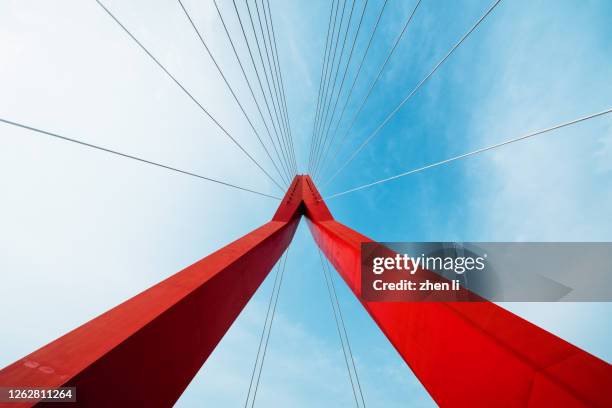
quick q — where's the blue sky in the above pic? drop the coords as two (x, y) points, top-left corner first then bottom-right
(1, 0), (611, 406)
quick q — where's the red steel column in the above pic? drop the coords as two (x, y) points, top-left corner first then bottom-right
(2, 175), (611, 407)
(300, 175), (612, 407)
(0, 178), (304, 407)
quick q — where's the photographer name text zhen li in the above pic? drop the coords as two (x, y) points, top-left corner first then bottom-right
(373, 279), (462, 291)
(371, 253), (486, 275)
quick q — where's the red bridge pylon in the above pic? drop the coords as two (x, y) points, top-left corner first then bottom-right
(0, 176), (610, 407)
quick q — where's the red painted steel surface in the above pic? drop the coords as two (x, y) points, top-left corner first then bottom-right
(0, 178), (303, 407)
(300, 175), (612, 407)
(1, 175), (610, 407)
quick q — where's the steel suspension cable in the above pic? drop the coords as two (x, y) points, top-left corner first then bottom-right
(317, 249), (361, 407)
(324, 0), (503, 188)
(221, 0), (294, 181)
(244, 0), (295, 176)
(250, 245), (291, 407)
(308, 0), (338, 173)
(311, 0), (359, 180)
(311, 0), (369, 181)
(312, 0), (356, 156)
(177, 0), (290, 186)
(311, 0), (350, 173)
(309, 0), (343, 173)
(312, 0), (348, 149)
(314, 0), (356, 135)
(0, 118), (281, 200)
(320, 0), (422, 183)
(94, 0), (284, 192)
(254, 0), (297, 173)
(315, 0), (389, 181)
(264, 0), (298, 173)
(244, 250), (285, 408)
(321, 251), (366, 407)
(257, 0), (296, 175)
(324, 107), (612, 200)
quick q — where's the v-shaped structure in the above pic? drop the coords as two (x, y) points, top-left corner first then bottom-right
(1, 176), (610, 407)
